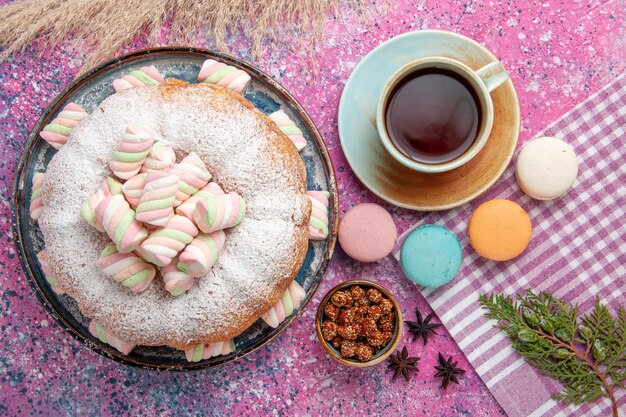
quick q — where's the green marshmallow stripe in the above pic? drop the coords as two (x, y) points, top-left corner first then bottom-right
(205, 66), (236, 84)
(178, 181), (199, 196)
(228, 340), (236, 351)
(280, 125), (303, 136)
(100, 243), (118, 257)
(170, 287), (185, 297)
(282, 290), (294, 316)
(31, 187), (42, 200)
(203, 194), (219, 227)
(191, 344), (204, 362)
(152, 229), (194, 244)
(130, 70), (159, 85)
(80, 202), (96, 227)
(122, 269), (152, 288)
(113, 211), (136, 248)
(310, 217), (328, 236)
(43, 123), (72, 135)
(234, 197), (246, 226)
(177, 262), (190, 274)
(112, 149), (151, 163)
(197, 234), (219, 263)
(95, 322), (107, 343)
(107, 177), (123, 195)
(136, 196), (176, 213)
(45, 275), (59, 287)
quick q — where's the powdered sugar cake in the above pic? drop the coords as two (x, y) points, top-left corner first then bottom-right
(39, 80), (311, 350)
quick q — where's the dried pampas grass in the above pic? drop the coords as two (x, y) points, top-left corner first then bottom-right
(0, 0), (362, 74)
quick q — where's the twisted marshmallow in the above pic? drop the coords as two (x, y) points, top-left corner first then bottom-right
(307, 191), (330, 240)
(194, 190), (246, 233)
(141, 142), (176, 173)
(135, 171), (179, 226)
(185, 339), (236, 362)
(139, 215), (198, 267)
(110, 126), (155, 180)
(37, 250), (64, 294)
(112, 66), (164, 92)
(89, 320), (136, 355)
(175, 182), (224, 222)
(177, 230), (225, 277)
(197, 59), (251, 93)
(161, 259), (194, 296)
(260, 281), (306, 328)
(30, 173), (44, 221)
(170, 152), (212, 206)
(81, 177), (122, 231)
(95, 195), (148, 253)
(269, 109), (307, 151)
(121, 173), (147, 209)
(98, 243), (156, 293)
(39, 103), (88, 149)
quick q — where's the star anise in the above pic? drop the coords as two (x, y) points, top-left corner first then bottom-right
(405, 308), (442, 345)
(387, 346), (419, 381)
(434, 353), (466, 389)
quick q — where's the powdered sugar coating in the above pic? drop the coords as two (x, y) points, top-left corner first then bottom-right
(39, 81), (310, 349)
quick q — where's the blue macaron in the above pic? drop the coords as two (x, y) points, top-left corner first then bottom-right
(400, 224), (462, 288)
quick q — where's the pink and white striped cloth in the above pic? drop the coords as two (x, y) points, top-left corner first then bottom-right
(393, 74), (626, 417)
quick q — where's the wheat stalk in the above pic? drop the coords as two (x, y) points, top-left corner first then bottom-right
(0, 0), (365, 75)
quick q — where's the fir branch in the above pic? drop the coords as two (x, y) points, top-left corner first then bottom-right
(479, 290), (626, 417)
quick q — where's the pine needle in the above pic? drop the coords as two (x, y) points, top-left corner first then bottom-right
(479, 291), (626, 417)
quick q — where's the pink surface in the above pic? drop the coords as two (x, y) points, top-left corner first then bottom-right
(0, 1), (624, 416)
(338, 203), (398, 262)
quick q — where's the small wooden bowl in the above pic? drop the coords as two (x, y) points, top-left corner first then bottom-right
(315, 280), (403, 367)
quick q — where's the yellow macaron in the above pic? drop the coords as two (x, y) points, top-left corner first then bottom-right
(468, 199), (532, 261)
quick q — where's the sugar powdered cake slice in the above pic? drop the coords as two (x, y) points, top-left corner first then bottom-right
(38, 80), (311, 350)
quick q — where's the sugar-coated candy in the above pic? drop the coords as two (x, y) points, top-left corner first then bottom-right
(39, 103), (88, 149)
(170, 152), (212, 206)
(197, 59), (251, 93)
(121, 173), (147, 209)
(110, 125), (155, 180)
(307, 190), (330, 240)
(193, 190), (246, 233)
(185, 339), (236, 362)
(97, 243), (156, 293)
(260, 281), (306, 328)
(177, 231), (225, 278)
(89, 320), (136, 355)
(161, 259), (194, 296)
(141, 142), (176, 173)
(112, 66), (164, 92)
(139, 215), (198, 267)
(269, 109), (306, 151)
(30, 173), (45, 221)
(135, 171), (179, 226)
(175, 182), (224, 221)
(36, 250), (64, 294)
(95, 195), (148, 253)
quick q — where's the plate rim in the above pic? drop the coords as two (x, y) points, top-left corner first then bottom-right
(338, 29), (521, 211)
(12, 46), (339, 371)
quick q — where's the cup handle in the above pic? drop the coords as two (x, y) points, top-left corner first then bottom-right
(476, 61), (509, 93)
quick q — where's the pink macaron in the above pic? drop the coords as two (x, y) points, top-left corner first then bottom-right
(338, 203), (397, 262)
